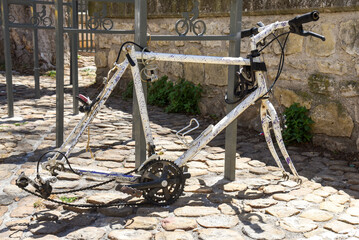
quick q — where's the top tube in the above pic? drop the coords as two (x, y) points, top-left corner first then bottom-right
(134, 51), (251, 66)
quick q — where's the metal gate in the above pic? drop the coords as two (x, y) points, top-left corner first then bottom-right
(1, 0), (244, 180)
(77, 0), (95, 52)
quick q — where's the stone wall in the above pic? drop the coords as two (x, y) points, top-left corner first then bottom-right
(94, 4), (359, 152)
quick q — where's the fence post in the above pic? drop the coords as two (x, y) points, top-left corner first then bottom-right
(32, 3), (40, 99)
(224, 0), (243, 181)
(1, 0), (14, 118)
(71, 0), (79, 115)
(55, 0), (65, 147)
(134, 0), (147, 168)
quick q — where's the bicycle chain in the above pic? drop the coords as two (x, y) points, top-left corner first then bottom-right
(20, 186), (145, 208)
(18, 169), (147, 209)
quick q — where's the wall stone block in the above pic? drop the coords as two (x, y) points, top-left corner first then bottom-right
(311, 102), (354, 138)
(306, 23), (336, 57)
(95, 51), (108, 68)
(317, 60), (347, 76)
(286, 58), (308, 70)
(273, 34), (303, 55)
(199, 86), (226, 119)
(204, 62), (228, 86)
(340, 81), (359, 98)
(183, 47), (205, 85)
(308, 73), (335, 95)
(97, 35), (112, 49)
(339, 19), (359, 56)
(274, 87), (312, 109)
(148, 23), (160, 33)
(107, 48), (120, 68)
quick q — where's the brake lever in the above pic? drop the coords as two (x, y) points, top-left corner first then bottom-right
(302, 31), (326, 41)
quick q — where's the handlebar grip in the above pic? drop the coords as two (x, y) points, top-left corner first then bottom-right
(289, 11), (320, 26)
(241, 27), (258, 39)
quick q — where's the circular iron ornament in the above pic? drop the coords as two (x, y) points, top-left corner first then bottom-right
(175, 19), (189, 36)
(102, 18), (113, 31)
(8, 15), (15, 23)
(192, 20), (206, 36)
(42, 17), (52, 27)
(88, 17), (99, 30)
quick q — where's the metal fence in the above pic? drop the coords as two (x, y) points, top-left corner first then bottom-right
(1, 0), (244, 180)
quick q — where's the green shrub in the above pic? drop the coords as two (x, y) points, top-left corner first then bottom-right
(282, 103), (314, 145)
(59, 196), (77, 203)
(165, 78), (202, 114)
(122, 80), (134, 100)
(46, 70), (56, 78)
(148, 75), (173, 107)
(123, 76), (203, 115)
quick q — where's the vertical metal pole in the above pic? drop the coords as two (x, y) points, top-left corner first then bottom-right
(85, 1), (88, 52)
(55, 0), (64, 147)
(71, 0), (79, 114)
(32, 4), (40, 99)
(224, 0), (242, 180)
(1, 0), (14, 118)
(134, 0), (147, 168)
(80, 0), (84, 51)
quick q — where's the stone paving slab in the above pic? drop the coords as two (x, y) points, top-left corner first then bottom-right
(1, 63), (359, 239)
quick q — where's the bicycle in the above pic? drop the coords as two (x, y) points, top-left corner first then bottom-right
(16, 11), (325, 208)
(175, 0), (206, 36)
(30, 5), (52, 27)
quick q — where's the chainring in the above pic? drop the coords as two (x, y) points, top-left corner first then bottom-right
(140, 159), (185, 206)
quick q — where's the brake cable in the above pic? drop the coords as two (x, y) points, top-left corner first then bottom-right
(257, 31), (290, 101)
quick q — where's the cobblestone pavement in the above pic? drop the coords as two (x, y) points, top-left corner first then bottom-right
(1, 59), (359, 240)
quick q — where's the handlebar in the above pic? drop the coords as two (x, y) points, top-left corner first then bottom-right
(289, 11), (325, 41)
(240, 11), (325, 42)
(241, 27), (258, 39)
(288, 11), (319, 26)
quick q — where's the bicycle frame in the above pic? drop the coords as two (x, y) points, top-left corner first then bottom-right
(43, 19), (301, 183)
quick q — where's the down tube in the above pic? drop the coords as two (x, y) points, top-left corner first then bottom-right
(174, 85), (265, 167)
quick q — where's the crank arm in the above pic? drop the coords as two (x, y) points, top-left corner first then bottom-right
(128, 179), (168, 190)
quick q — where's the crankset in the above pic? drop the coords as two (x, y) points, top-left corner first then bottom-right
(139, 159), (187, 206)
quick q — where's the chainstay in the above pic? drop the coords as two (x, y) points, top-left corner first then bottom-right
(20, 186), (146, 208)
(51, 178), (116, 195)
(43, 167), (138, 195)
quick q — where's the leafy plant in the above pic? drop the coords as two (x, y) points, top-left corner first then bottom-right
(46, 70), (56, 78)
(165, 78), (202, 114)
(122, 80), (134, 100)
(148, 75), (173, 107)
(282, 103), (314, 145)
(14, 122), (27, 127)
(81, 68), (95, 76)
(59, 196), (78, 203)
(123, 76), (203, 115)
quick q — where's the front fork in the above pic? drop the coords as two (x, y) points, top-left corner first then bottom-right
(260, 99), (301, 183)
